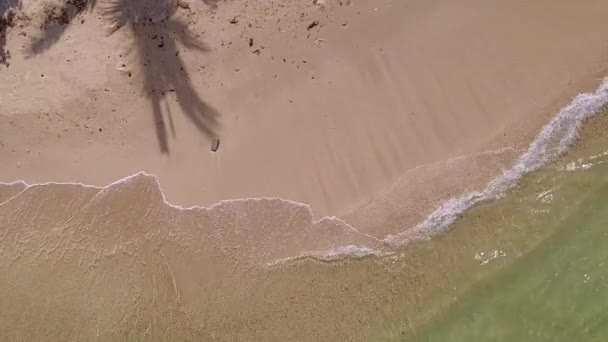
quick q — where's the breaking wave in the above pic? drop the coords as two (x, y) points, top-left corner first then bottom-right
(385, 78), (608, 245)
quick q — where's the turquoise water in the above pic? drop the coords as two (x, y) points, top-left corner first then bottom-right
(406, 115), (608, 341)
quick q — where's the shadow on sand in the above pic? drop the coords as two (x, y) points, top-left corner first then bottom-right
(28, 0), (220, 154)
(28, 0), (97, 54)
(0, 0), (21, 67)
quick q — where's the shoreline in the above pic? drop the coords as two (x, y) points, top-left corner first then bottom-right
(2, 77), (608, 263)
(3, 110), (608, 340)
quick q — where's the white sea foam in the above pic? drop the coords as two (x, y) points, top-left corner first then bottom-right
(265, 244), (383, 267)
(1, 173), (327, 220)
(561, 149), (608, 171)
(385, 78), (608, 246)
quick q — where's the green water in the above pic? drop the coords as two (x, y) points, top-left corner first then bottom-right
(412, 170), (608, 341)
(405, 115), (608, 341)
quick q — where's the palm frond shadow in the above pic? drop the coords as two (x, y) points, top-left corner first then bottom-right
(100, 0), (220, 153)
(1, 0), (21, 67)
(28, 0), (97, 55)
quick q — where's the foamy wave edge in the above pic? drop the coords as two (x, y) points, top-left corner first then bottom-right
(384, 78), (608, 246)
(0, 173), (384, 263)
(2, 79), (608, 262)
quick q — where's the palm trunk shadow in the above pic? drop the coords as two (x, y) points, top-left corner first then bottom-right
(151, 90), (169, 153)
(102, 0), (220, 154)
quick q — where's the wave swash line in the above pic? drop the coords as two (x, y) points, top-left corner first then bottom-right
(2, 79), (608, 263)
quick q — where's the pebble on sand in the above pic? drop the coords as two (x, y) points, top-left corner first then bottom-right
(211, 138), (220, 152)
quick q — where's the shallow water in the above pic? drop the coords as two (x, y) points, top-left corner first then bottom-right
(388, 109), (608, 340)
(412, 169), (608, 341)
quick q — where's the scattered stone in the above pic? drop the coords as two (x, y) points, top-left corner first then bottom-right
(307, 21), (319, 30)
(211, 138), (220, 152)
(249, 38), (254, 47)
(229, 16), (238, 24)
(177, 0), (190, 10)
(252, 49), (261, 55)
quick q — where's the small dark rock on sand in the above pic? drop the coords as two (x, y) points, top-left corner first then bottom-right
(307, 21), (319, 30)
(211, 138), (220, 152)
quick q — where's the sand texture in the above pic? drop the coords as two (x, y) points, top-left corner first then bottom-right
(0, 0), (606, 221)
(1, 0), (608, 340)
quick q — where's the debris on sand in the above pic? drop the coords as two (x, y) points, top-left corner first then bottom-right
(0, 9), (16, 65)
(177, 0), (190, 10)
(0, 10), (16, 33)
(42, 0), (90, 26)
(211, 138), (220, 152)
(307, 21), (319, 30)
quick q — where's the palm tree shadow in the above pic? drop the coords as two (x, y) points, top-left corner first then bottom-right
(28, 0), (97, 55)
(0, 0), (21, 67)
(101, 0), (220, 153)
(132, 20), (220, 153)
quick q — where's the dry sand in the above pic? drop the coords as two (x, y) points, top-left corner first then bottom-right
(0, 0), (606, 221)
(2, 0), (608, 340)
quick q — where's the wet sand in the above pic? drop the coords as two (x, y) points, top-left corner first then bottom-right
(3, 114), (608, 341)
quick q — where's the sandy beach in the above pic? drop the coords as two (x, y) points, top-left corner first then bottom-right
(2, 0), (608, 340)
(1, 0), (606, 220)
